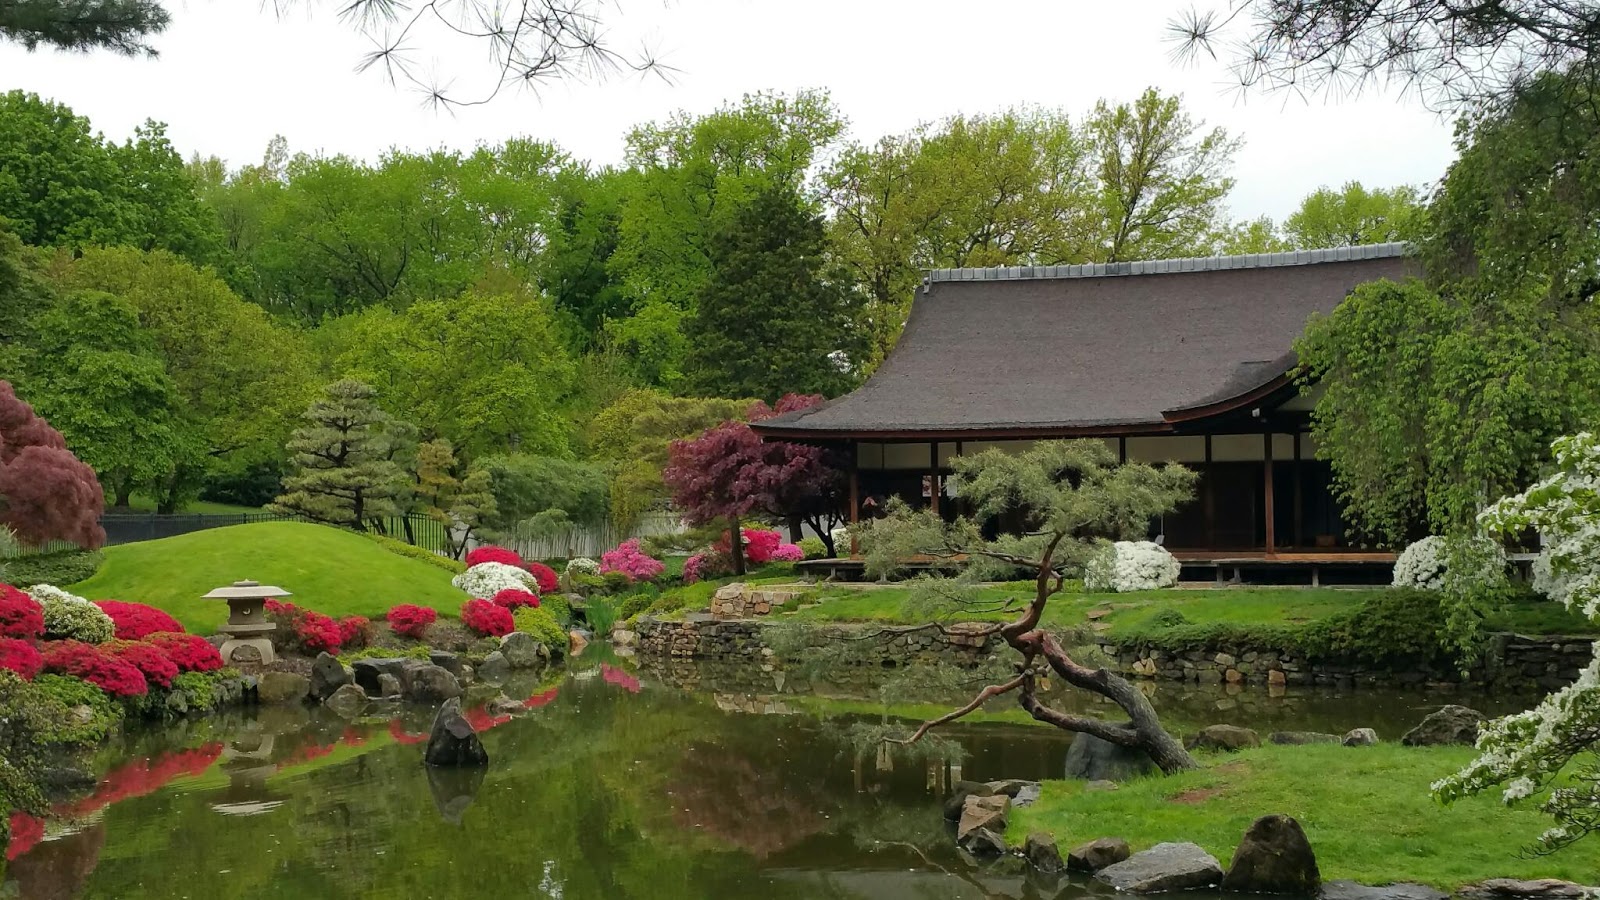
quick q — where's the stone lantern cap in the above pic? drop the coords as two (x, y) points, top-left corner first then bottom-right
(203, 580), (292, 600)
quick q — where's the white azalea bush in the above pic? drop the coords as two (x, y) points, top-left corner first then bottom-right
(29, 583), (115, 643)
(1392, 534), (1507, 590)
(451, 562), (538, 599)
(1434, 432), (1600, 852)
(1083, 540), (1180, 593)
(564, 557), (600, 577)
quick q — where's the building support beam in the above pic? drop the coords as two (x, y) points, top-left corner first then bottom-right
(848, 442), (860, 557)
(1292, 432), (1304, 550)
(1263, 431), (1276, 556)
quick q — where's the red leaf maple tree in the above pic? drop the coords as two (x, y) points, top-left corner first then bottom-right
(0, 382), (105, 549)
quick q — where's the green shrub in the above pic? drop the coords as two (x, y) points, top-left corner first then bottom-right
(798, 536), (827, 560)
(1151, 608), (1189, 628)
(620, 592), (655, 621)
(568, 572), (606, 596)
(586, 596), (619, 635)
(512, 606), (567, 654)
(1, 549), (104, 588)
(28, 674), (123, 746)
(1300, 588), (1454, 665)
(361, 533), (466, 574)
(601, 571), (633, 593)
(540, 593), (571, 628)
(338, 644), (433, 665)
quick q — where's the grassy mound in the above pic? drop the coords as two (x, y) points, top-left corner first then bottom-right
(66, 521), (464, 633)
(1010, 743), (1591, 888)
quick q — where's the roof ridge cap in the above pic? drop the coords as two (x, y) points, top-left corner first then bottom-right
(923, 243), (1410, 285)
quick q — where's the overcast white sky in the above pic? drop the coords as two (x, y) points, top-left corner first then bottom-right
(0, 0), (1456, 222)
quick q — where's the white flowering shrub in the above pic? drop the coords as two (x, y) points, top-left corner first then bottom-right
(564, 557), (600, 577)
(1391, 535), (1507, 590)
(29, 583), (115, 643)
(1083, 541), (1180, 593)
(451, 562), (538, 599)
(1433, 432), (1600, 852)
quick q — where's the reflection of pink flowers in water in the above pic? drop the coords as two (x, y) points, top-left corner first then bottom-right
(523, 687), (559, 708)
(463, 707), (511, 731)
(601, 664), (641, 694)
(6, 811), (44, 860)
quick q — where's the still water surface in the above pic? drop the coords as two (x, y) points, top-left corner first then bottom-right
(4, 653), (1535, 900)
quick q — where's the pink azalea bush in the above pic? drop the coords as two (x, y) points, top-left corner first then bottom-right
(599, 539), (664, 583)
(770, 543), (805, 563)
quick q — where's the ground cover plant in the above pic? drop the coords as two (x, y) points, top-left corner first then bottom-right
(65, 521), (464, 632)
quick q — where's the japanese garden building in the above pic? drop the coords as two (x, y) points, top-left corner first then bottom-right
(752, 243), (1413, 581)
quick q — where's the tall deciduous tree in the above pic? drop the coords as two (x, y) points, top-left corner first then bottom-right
(588, 389), (753, 531)
(850, 441), (1197, 771)
(685, 182), (866, 400)
(411, 438), (497, 558)
(270, 380), (411, 529)
(0, 381), (105, 548)
(1285, 182), (1425, 249)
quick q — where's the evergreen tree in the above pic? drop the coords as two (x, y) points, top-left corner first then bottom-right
(684, 182), (866, 400)
(270, 380), (409, 529)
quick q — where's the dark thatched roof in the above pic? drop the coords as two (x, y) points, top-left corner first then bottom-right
(755, 244), (1412, 439)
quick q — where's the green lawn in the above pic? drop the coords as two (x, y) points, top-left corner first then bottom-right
(1010, 744), (1596, 888)
(111, 494), (265, 515)
(66, 521), (465, 632)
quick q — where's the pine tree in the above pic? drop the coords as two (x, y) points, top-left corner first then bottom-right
(685, 182), (867, 400)
(270, 380), (409, 529)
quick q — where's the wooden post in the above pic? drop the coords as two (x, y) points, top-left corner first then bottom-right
(929, 442), (940, 516)
(1292, 432), (1304, 550)
(848, 443), (860, 558)
(1203, 434), (1215, 550)
(1263, 431), (1276, 556)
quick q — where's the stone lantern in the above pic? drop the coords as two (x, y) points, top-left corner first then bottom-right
(204, 579), (290, 665)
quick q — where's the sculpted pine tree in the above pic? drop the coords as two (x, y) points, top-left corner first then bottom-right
(270, 380), (409, 530)
(857, 440), (1200, 773)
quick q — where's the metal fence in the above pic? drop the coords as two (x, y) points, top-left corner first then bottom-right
(497, 511), (687, 561)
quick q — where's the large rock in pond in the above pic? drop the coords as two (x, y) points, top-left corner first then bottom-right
(1220, 814), (1320, 894)
(428, 650), (465, 679)
(324, 682), (368, 719)
(1095, 842), (1223, 893)
(423, 698), (488, 767)
(352, 658), (412, 695)
(943, 781), (994, 821)
(956, 794), (1009, 842)
(257, 671), (310, 705)
(1401, 705), (1484, 747)
(1023, 832), (1064, 873)
(1063, 728), (1157, 781)
(958, 827), (1008, 857)
(308, 652), (351, 701)
(1270, 731), (1341, 746)
(476, 651), (511, 682)
(403, 663), (462, 702)
(1320, 881), (1448, 900)
(1457, 880), (1594, 900)
(499, 632), (548, 669)
(1186, 724), (1261, 752)
(1068, 837), (1131, 873)
(378, 673), (403, 698)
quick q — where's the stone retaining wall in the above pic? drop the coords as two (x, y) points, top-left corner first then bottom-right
(630, 616), (1593, 692)
(708, 583), (804, 618)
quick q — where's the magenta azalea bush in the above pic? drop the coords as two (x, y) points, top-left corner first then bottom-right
(599, 539), (664, 582)
(770, 543), (804, 562)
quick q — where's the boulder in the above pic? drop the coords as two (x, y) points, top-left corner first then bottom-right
(1270, 731), (1341, 745)
(1456, 880), (1593, 900)
(1401, 705), (1484, 747)
(378, 673), (403, 698)
(163, 690), (189, 716)
(323, 682), (368, 719)
(423, 698), (488, 767)
(256, 672), (310, 705)
(499, 632), (546, 669)
(308, 652), (351, 701)
(568, 629), (589, 655)
(1220, 814), (1320, 894)
(404, 664), (463, 702)
(943, 780), (996, 820)
(477, 651), (511, 682)
(1095, 842), (1223, 893)
(1342, 728), (1380, 747)
(985, 779), (1042, 807)
(956, 794), (1010, 842)
(1186, 724), (1262, 752)
(351, 658), (412, 695)
(428, 650), (465, 678)
(958, 826), (1008, 857)
(1063, 728), (1158, 781)
(1023, 832), (1064, 873)
(1319, 881), (1448, 900)
(486, 695), (524, 717)
(1068, 837), (1130, 873)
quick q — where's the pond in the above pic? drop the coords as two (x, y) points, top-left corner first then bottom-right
(4, 653), (1539, 900)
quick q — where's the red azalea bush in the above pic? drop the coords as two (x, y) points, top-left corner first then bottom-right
(94, 600), (185, 640)
(40, 640), (148, 697)
(743, 528), (783, 564)
(0, 584), (44, 640)
(337, 615), (373, 649)
(599, 538), (665, 582)
(465, 545), (523, 569)
(526, 562), (559, 594)
(491, 588), (540, 611)
(386, 604), (437, 639)
(461, 598), (514, 637)
(144, 632), (224, 672)
(0, 637), (42, 679)
(265, 599), (343, 654)
(107, 640), (179, 689)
